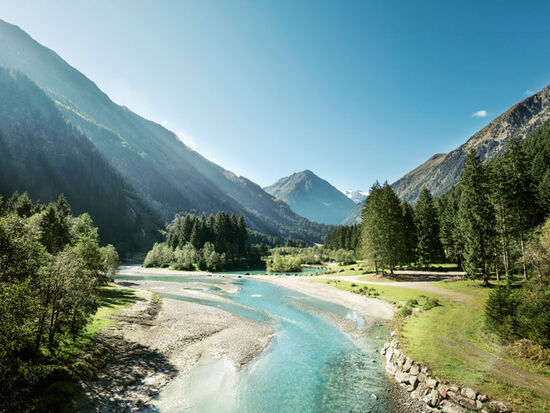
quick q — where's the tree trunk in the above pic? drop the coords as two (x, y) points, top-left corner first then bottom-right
(520, 234), (527, 281)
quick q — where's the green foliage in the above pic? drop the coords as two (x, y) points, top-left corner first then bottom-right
(266, 253), (303, 272)
(0, 192), (117, 411)
(265, 245), (356, 268)
(144, 212), (263, 271)
(422, 296), (440, 311)
(435, 186), (463, 266)
(0, 68), (161, 256)
(361, 182), (408, 273)
(100, 244), (119, 274)
(458, 150), (496, 282)
(401, 200), (418, 265)
(415, 188), (444, 266)
(324, 225), (361, 251)
(486, 285), (550, 348)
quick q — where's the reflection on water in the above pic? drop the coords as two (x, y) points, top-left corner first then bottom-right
(118, 272), (389, 412)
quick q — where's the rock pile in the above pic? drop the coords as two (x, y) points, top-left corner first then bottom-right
(381, 332), (513, 413)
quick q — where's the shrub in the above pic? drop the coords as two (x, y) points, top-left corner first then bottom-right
(486, 285), (550, 347)
(422, 297), (440, 311)
(398, 305), (413, 318)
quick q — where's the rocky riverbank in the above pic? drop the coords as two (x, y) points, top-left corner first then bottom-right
(382, 332), (513, 413)
(71, 285), (273, 412)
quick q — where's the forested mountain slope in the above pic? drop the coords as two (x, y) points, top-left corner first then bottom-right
(0, 68), (160, 253)
(392, 85), (550, 203)
(0, 19), (330, 243)
(265, 170), (356, 225)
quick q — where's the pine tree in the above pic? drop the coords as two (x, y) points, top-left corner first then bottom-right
(401, 200), (417, 266)
(361, 182), (405, 274)
(502, 138), (537, 280)
(415, 187), (443, 267)
(458, 150), (495, 284)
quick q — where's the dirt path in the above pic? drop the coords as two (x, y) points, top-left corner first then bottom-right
(317, 274), (471, 301)
(317, 272), (550, 400)
(454, 332), (550, 399)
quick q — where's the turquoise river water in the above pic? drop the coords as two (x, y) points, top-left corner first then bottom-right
(117, 273), (391, 412)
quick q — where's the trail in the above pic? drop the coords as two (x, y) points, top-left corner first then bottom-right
(316, 271), (550, 400)
(317, 272), (471, 301)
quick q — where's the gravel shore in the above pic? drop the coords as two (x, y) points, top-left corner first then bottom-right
(73, 267), (399, 412)
(74, 283), (273, 412)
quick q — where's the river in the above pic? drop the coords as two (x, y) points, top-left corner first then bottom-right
(116, 272), (391, 412)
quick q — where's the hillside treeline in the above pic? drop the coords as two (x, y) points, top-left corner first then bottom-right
(0, 192), (118, 411)
(144, 212), (267, 271)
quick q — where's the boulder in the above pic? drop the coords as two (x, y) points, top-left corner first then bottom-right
(449, 384), (460, 392)
(460, 387), (477, 400)
(418, 372), (427, 383)
(477, 394), (489, 403)
(426, 378), (438, 389)
(397, 354), (406, 367)
(448, 392), (476, 410)
(428, 389), (441, 407)
(409, 364), (420, 376)
(402, 357), (413, 372)
(408, 375), (418, 388)
(440, 400), (466, 413)
(395, 370), (410, 384)
(438, 383), (448, 398)
(486, 401), (511, 413)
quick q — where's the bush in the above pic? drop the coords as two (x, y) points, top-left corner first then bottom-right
(506, 339), (550, 366)
(486, 285), (550, 347)
(398, 305), (413, 318)
(422, 297), (440, 311)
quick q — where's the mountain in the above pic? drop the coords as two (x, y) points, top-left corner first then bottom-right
(0, 19), (330, 244)
(392, 85), (550, 203)
(341, 189), (368, 204)
(0, 67), (161, 253)
(264, 170), (356, 225)
(341, 200), (365, 225)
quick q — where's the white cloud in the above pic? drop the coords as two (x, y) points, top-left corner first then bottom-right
(162, 120), (168, 126)
(523, 89), (534, 97)
(176, 129), (198, 150)
(472, 110), (488, 118)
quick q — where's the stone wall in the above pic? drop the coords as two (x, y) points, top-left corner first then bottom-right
(381, 332), (513, 413)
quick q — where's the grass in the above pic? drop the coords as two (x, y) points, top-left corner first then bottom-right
(316, 275), (550, 412)
(54, 284), (137, 359)
(311, 278), (438, 304)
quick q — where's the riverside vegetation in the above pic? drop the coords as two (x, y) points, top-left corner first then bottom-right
(309, 121), (550, 412)
(0, 192), (119, 411)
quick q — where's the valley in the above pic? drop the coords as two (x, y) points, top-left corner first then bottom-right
(1, 5), (550, 413)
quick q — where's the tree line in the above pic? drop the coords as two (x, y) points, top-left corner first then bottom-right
(144, 211), (266, 271)
(359, 183), (442, 274)
(357, 129), (550, 281)
(324, 225), (362, 251)
(0, 192), (118, 411)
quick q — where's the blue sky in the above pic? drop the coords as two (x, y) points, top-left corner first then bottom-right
(1, 0), (550, 191)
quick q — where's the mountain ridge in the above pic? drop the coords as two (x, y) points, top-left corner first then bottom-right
(392, 84), (550, 203)
(264, 170), (356, 225)
(0, 19), (330, 244)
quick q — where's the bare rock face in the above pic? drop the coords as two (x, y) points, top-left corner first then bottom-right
(392, 84), (550, 204)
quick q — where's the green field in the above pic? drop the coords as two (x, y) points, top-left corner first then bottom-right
(314, 274), (550, 412)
